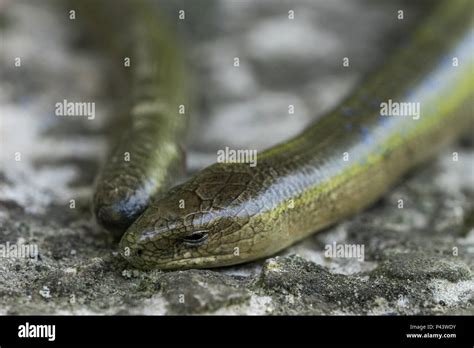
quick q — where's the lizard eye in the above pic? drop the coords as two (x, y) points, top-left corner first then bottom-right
(182, 231), (209, 247)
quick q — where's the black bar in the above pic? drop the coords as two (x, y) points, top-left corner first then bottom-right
(0, 315), (472, 346)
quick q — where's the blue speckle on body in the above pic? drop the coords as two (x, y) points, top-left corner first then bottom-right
(358, 157), (367, 166)
(370, 98), (381, 109)
(360, 126), (373, 145)
(342, 106), (355, 117)
(379, 116), (391, 128)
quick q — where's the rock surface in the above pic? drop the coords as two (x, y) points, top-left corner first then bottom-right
(0, 0), (472, 315)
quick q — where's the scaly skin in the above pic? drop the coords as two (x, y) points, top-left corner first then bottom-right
(118, 0), (474, 269)
(90, 1), (189, 235)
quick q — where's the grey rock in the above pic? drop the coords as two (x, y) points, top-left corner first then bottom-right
(372, 253), (471, 283)
(158, 270), (250, 314)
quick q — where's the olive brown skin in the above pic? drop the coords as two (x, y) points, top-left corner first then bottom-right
(91, 0), (189, 236)
(89, 0), (474, 269)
